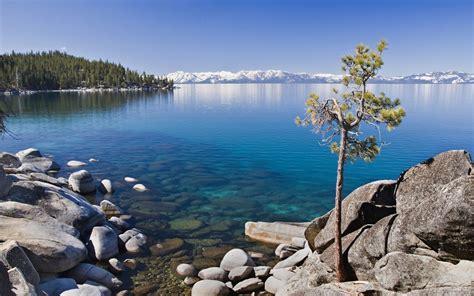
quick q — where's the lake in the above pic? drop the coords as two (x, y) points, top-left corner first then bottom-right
(1, 84), (473, 292)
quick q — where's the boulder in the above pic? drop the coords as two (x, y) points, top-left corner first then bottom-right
(304, 211), (332, 250)
(64, 263), (123, 289)
(374, 252), (474, 293)
(16, 148), (41, 159)
(0, 240), (40, 286)
(0, 201), (79, 237)
(347, 214), (397, 280)
(232, 277), (263, 293)
(6, 181), (104, 233)
(124, 177), (138, 183)
(8, 267), (37, 296)
(98, 179), (113, 194)
(28, 172), (65, 187)
(312, 180), (396, 253)
(0, 167), (13, 198)
(68, 170), (96, 194)
(191, 280), (230, 296)
(245, 221), (308, 245)
(198, 267), (228, 281)
(273, 246), (311, 269)
(228, 266), (254, 282)
(18, 156), (60, 173)
(265, 276), (285, 294)
(176, 263), (196, 277)
(0, 152), (21, 168)
(67, 160), (87, 167)
(220, 248), (255, 271)
(272, 269), (296, 282)
(38, 278), (78, 295)
(88, 226), (119, 261)
(0, 216), (87, 273)
(395, 150), (472, 215)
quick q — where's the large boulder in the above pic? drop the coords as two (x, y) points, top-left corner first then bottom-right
(245, 221), (308, 245)
(304, 211), (332, 250)
(5, 181), (104, 233)
(278, 281), (388, 296)
(374, 252), (474, 293)
(68, 170), (96, 194)
(17, 156), (60, 173)
(312, 180), (397, 253)
(395, 150), (472, 215)
(88, 226), (119, 261)
(0, 152), (21, 168)
(0, 216), (87, 273)
(0, 240), (40, 286)
(16, 148), (42, 159)
(0, 201), (79, 237)
(64, 263), (123, 289)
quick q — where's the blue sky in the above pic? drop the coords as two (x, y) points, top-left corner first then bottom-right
(1, 0), (472, 76)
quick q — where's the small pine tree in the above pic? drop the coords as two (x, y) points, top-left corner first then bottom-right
(295, 40), (406, 281)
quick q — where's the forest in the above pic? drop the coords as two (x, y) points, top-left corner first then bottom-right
(0, 51), (174, 91)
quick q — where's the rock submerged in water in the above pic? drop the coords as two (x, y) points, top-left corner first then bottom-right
(132, 183), (147, 192)
(68, 170), (96, 194)
(150, 238), (184, 256)
(170, 218), (203, 231)
(67, 160), (87, 167)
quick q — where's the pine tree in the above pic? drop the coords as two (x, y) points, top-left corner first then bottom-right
(295, 40), (406, 281)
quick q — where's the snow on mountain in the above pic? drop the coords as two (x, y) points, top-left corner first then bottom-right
(165, 70), (473, 84)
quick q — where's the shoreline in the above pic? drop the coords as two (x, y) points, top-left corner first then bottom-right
(1, 87), (174, 96)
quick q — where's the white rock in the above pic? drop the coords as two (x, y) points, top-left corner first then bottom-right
(88, 226), (118, 260)
(124, 177), (138, 183)
(275, 244), (299, 257)
(68, 170), (96, 194)
(63, 263), (122, 289)
(253, 266), (271, 278)
(272, 268), (296, 281)
(198, 267), (227, 281)
(191, 280), (230, 296)
(228, 266), (254, 282)
(264, 276), (285, 294)
(89, 158), (98, 163)
(220, 249), (255, 271)
(67, 160), (86, 167)
(132, 184), (147, 192)
(291, 237), (307, 249)
(123, 259), (136, 270)
(273, 247), (310, 269)
(100, 200), (122, 217)
(177, 263), (196, 277)
(124, 233), (147, 254)
(98, 179), (113, 194)
(183, 277), (200, 286)
(232, 277), (263, 293)
(16, 148), (42, 159)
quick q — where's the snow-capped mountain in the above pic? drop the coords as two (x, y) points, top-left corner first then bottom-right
(165, 70), (473, 84)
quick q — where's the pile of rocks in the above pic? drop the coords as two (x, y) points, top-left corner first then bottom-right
(176, 237), (312, 296)
(245, 150), (474, 295)
(0, 148), (146, 295)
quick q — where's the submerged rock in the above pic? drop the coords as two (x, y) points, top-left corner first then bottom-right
(150, 238), (184, 256)
(132, 183), (148, 192)
(98, 179), (113, 194)
(124, 177), (138, 183)
(170, 218), (203, 231)
(67, 160), (87, 167)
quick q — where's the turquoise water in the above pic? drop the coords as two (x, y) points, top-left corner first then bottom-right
(1, 84), (473, 291)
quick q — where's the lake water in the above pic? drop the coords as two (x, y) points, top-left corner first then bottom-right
(1, 84), (473, 292)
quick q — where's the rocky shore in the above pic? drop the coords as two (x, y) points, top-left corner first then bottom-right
(0, 148), (472, 295)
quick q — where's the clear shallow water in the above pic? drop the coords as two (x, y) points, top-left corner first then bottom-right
(1, 84), (473, 292)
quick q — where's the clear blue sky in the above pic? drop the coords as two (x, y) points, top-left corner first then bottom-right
(1, 0), (472, 76)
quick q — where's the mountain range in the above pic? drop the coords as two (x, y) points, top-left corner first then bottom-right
(165, 70), (473, 84)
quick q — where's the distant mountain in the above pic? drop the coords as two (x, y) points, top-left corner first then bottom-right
(166, 70), (473, 84)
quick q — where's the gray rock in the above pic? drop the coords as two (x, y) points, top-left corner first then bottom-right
(278, 281), (389, 296)
(313, 180), (397, 253)
(0, 216), (87, 273)
(64, 263), (123, 289)
(198, 267), (227, 281)
(124, 232), (147, 254)
(68, 170), (96, 194)
(118, 229), (142, 246)
(272, 269), (296, 282)
(98, 179), (113, 194)
(0, 152), (21, 168)
(18, 156), (60, 173)
(191, 280), (230, 296)
(374, 252), (474, 293)
(406, 287), (474, 296)
(253, 266), (271, 278)
(245, 221), (308, 245)
(8, 267), (37, 296)
(395, 150), (472, 215)
(38, 278), (78, 296)
(16, 148), (42, 159)
(265, 276), (285, 294)
(0, 240), (40, 286)
(100, 200), (122, 218)
(6, 181), (104, 233)
(108, 258), (125, 273)
(291, 237), (306, 249)
(108, 217), (129, 231)
(28, 172), (64, 187)
(232, 277), (263, 293)
(67, 160), (87, 167)
(176, 263), (196, 277)
(83, 281), (113, 296)
(0, 167), (13, 198)
(228, 266), (254, 282)
(275, 244), (299, 259)
(88, 226), (119, 261)
(347, 214), (397, 280)
(0, 261), (14, 296)
(220, 248), (255, 271)
(273, 246), (311, 269)
(184, 276), (200, 286)
(0, 201), (79, 237)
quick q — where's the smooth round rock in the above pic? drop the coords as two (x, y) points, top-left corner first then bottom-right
(67, 160), (86, 167)
(124, 177), (138, 183)
(98, 179), (113, 194)
(89, 158), (98, 163)
(228, 266), (254, 282)
(220, 249), (255, 271)
(68, 170), (96, 194)
(177, 263), (196, 277)
(191, 280), (230, 296)
(125, 233), (147, 254)
(184, 277), (200, 286)
(132, 184), (147, 192)
(264, 276), (285, 294)
(232, 277), (263, 293)
(170, 218), (203, 231)
(198, 267), (227, 281)
(88, 226), (119, 261)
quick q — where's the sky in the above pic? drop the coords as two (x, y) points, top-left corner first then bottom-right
(0, 0), (472, 76)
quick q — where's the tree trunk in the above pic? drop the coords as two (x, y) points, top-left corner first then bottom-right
(334, 128), (347, 282)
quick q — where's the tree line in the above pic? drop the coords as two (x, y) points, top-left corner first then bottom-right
(0, 51), (174, 91)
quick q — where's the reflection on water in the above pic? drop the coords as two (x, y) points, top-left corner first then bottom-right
(0, 84), (472, 293)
